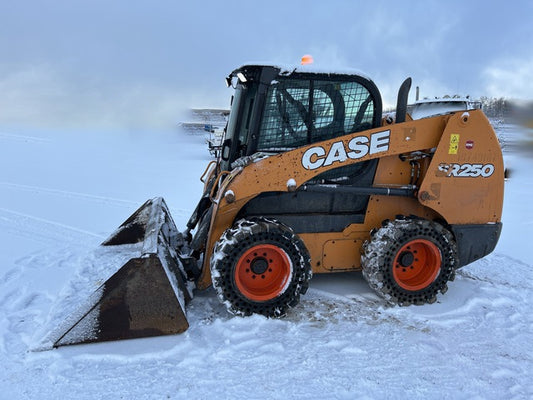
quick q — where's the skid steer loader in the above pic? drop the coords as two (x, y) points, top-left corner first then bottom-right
(49, 64), (504, 347)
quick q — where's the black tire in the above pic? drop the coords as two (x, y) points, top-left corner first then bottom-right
(210, 218), (312, 317)
(361, 218), (458, 306)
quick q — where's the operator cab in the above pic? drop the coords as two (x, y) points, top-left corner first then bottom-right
(220, 65), (383, 171)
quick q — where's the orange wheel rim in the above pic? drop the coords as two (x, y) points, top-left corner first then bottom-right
(392, 239), (441, 291)
(234, 244), (292, 301)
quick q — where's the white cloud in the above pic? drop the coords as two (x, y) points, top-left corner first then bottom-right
(483, 57), (533, 99)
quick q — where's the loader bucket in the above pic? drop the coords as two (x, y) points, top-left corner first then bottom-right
(49, 198), (193, 347)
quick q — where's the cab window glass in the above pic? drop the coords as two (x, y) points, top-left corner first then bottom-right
(257, 78), (374, 152)
(257, 80), (310, 151)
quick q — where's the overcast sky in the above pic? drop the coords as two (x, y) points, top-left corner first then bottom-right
(1, 0), (532, 129)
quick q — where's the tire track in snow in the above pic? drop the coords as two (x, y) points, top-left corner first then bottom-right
(0, 182), (139, 208)
(0, 181), (192, 218)
(0, 132), (52, 143)
(0, 207), (104, 246)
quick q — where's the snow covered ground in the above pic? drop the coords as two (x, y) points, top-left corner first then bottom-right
(1, 122), (532, 399)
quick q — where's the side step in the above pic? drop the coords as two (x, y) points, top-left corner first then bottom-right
(50, 198), (193, 347)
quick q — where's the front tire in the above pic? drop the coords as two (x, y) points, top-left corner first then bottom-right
(210, 218), (312, 317)
(361, 218), (458, 306)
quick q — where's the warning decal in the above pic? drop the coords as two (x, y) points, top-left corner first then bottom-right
(448, 134), (460, 154)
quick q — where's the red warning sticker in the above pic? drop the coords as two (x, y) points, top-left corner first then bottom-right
(465, 140), (474, 150)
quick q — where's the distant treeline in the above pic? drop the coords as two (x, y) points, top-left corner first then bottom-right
(479, 97), (512, 119)
(481, 97), (533, 125)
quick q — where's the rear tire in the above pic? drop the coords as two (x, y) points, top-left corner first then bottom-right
(361, 218), (458, 306)
(210, 218), (312, 317)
